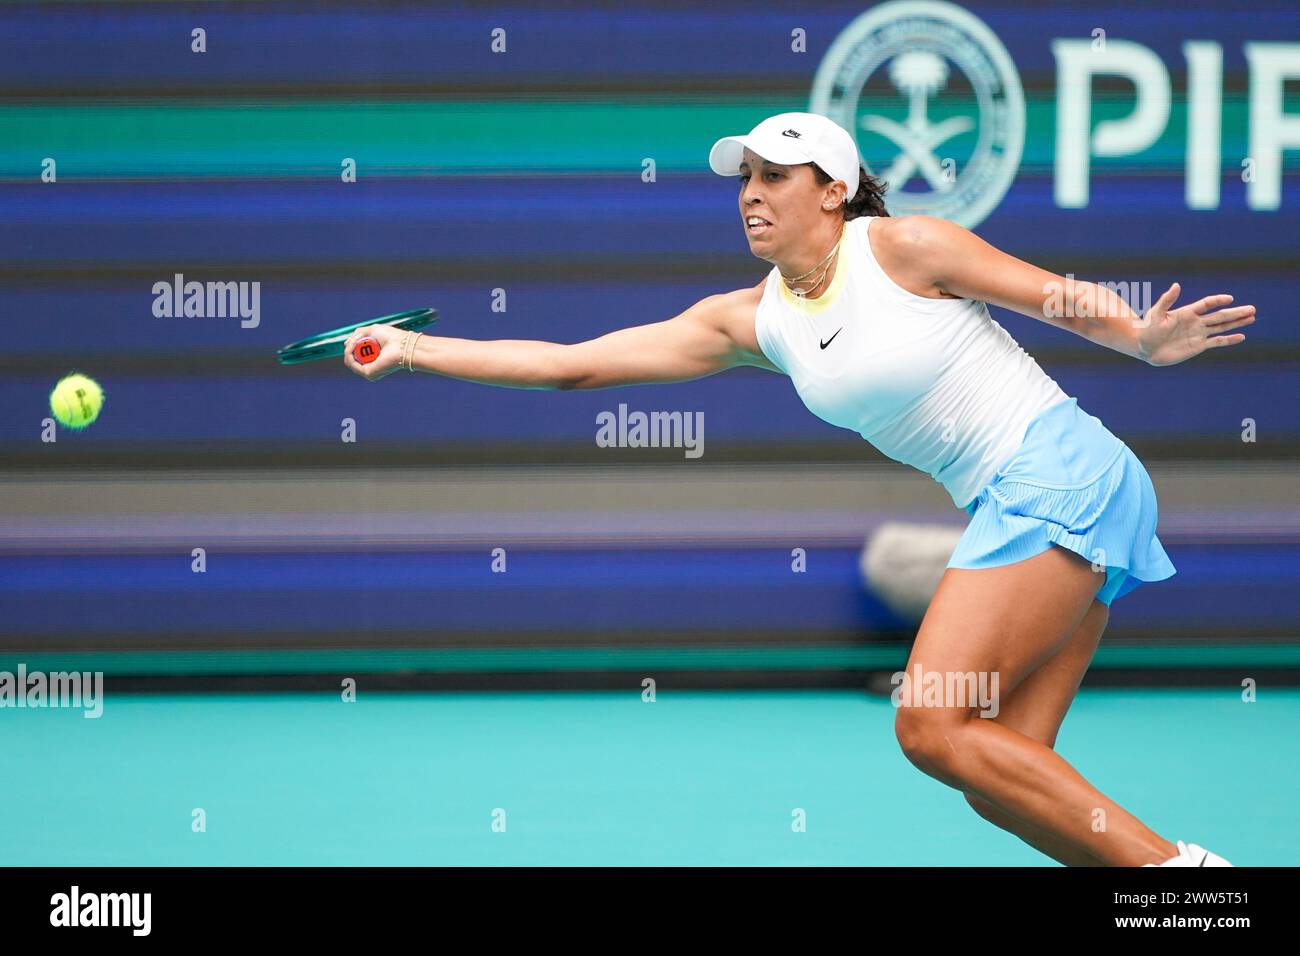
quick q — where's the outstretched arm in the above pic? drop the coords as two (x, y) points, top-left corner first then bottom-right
(890, 215), (1256, 366)
(342, 287), (774, 388)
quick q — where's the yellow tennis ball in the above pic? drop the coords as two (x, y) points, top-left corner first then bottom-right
(50, 374), (104, 430)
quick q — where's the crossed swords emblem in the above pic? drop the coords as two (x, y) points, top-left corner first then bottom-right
(858, 51), (973, 192)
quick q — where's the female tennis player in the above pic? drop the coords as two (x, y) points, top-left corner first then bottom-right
(343, 112), (1254, 867)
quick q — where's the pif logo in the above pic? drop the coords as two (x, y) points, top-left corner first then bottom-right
(812, 0), (1298, 222)
(810, 0), (1025, 229)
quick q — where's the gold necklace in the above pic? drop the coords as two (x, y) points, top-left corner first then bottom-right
(782, 223), (845, 299)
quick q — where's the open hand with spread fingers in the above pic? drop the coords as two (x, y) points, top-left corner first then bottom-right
(1137, 282), (1256, 367)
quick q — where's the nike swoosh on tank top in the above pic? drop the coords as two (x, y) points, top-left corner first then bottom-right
(753, 215), (1070, 509)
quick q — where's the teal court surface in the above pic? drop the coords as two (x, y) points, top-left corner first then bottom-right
(4, 689), (1296, 866)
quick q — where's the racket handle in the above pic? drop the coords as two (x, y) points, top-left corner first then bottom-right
(352, 336), (381, 364)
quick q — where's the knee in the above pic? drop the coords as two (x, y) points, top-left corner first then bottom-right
(893, 706), (967, 779)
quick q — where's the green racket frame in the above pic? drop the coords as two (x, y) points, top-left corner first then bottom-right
(276, 308), (438, 365)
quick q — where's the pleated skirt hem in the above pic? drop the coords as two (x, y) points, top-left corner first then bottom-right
(947, 399), (1176, 607)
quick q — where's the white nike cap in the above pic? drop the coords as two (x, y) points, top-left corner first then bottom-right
(708, 112), (861, 202)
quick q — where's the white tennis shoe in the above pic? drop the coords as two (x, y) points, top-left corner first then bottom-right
(1142, 840), (1234, 866)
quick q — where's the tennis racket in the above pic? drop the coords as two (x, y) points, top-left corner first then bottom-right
(276, 308), (438, 365)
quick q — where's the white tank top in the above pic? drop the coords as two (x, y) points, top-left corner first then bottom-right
(753, 215), (1070, 509)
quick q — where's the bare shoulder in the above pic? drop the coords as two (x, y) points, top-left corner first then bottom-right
(693, 281), (776, 370)
(732, 279), (767, 311)
(691, 283), (761, 325)
(865, 215), (963, 300)
(870, 214), (965, 254)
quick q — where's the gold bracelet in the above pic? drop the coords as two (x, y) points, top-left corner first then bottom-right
(398, 330), (412, 370)
(403, 331), (424, 371)
(399, 330), (412, 370)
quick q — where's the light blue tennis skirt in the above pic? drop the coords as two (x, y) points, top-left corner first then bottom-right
(947, 396), (1176, 606)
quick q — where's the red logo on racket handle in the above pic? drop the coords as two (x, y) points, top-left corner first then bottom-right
(353, 336), (380, 364)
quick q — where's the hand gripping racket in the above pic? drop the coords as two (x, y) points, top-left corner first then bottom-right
(276, 308), (438, 365)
